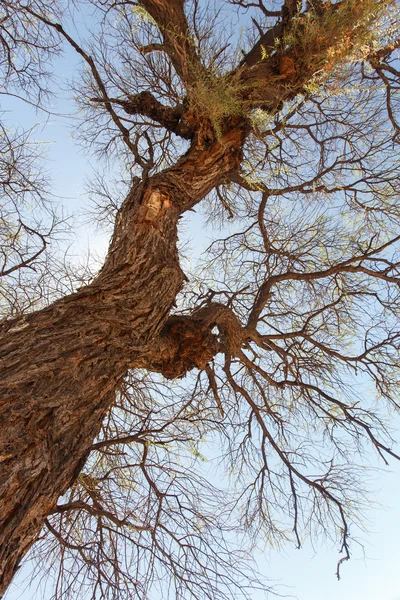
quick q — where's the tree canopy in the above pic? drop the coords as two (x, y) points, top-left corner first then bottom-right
(1, 0), (400, 598)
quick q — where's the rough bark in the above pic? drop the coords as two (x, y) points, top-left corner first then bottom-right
(137, 302), (245, 378)
(0, 126), (245, 596)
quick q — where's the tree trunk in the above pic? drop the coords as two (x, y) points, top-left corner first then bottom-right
(0, 127), (245, 596)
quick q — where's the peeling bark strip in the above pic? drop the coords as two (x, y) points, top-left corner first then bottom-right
(0, 129), (245, 595)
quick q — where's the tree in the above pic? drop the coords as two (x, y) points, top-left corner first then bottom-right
(1, 0), (400, 597)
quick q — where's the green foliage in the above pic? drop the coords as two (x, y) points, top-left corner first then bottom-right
(188, 70), (245, 138)
(279, 0), (395, 73)
(186, 0), (398, 136)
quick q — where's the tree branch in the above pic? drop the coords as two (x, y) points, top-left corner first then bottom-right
(91, 91), (194, 139)
(23, 7), (138, 154)
(138, 0), (207, 87)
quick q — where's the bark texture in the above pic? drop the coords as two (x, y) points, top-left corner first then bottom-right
(0, 128), (245, 596)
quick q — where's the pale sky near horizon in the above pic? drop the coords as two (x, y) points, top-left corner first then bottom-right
(3, 3), (400, 599)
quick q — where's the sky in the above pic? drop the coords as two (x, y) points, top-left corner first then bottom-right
(3, 2), (400, 600)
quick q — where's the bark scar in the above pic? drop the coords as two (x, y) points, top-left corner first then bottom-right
(142, 188), (172, 223)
